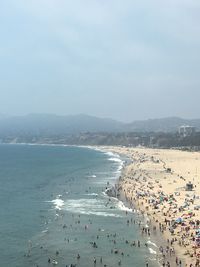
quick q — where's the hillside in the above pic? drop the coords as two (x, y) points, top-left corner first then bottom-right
(0, 114), (200, 137)
(0, 114), (124, 136)
(127, 117), (200, 132)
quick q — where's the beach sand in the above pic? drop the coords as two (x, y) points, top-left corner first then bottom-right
(101, 146), (200, 267)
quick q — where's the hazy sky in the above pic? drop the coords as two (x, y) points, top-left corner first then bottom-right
(0, 0), (200, 122)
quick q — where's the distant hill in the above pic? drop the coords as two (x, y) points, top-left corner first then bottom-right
(0, 114), (200, 137)
(126, 117), (200, 132)
(0, 114), (125, 136)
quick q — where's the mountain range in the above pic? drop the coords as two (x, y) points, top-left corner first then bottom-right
(0, 114), (199, 136)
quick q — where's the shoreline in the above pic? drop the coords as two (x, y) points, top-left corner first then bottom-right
(101, 146), (200, 267)
(3, 143), (161, 267)
(3, 142), (200, 266)
(100, 148), (169, 266)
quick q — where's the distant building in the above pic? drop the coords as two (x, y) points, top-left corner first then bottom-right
(179, 125), (195, 137)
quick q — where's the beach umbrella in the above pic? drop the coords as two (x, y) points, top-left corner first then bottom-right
(176, 217), (184, 223)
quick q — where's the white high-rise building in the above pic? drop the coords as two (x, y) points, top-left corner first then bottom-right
(179, 125), (195, 137)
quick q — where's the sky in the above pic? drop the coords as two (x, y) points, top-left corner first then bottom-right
(0, 0), (200, 122)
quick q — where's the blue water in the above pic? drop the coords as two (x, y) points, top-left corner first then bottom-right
(0, 144), (159, 267)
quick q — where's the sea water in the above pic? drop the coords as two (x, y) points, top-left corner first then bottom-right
(0, 144), (159, 267)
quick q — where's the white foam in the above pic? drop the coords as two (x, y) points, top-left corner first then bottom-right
(115, 164), (124, 174)
(117, 201), (133, 212)
(147, 241), (158, 248)
(149, 248), (157, 255)
(108, 157), (122, 163)
(42, 229), (49, 234)
(64, 198), (122, 217)
(102, 191), (107, 197)
(104, 151), (117, 157)
(88, 175), (97, 178)
(102, 193), (133, 213)
(102, 151), (124, 167)
(51, 199), (64, 210)
(118, 165), (123, 171)
(77, 210), (121, 217)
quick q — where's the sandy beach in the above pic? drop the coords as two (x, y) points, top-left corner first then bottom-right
(101, 146), (200, 267)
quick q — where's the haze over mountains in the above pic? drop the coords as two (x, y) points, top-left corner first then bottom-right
(0, 114), (200, 137)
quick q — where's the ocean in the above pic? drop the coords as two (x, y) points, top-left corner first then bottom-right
(0, 144), (160, 267)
